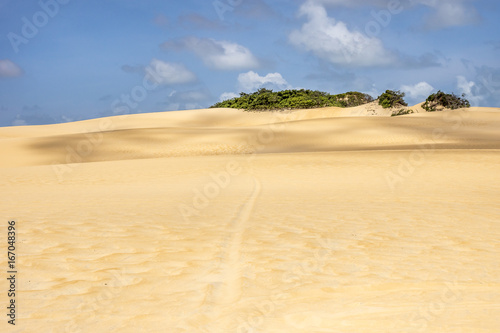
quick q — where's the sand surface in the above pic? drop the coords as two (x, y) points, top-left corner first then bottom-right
(1, 105), (499, 332)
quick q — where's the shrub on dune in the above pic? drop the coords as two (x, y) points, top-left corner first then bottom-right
(377, 90), (408, 109)
(391, 109), (414, 117)
(211, 89), (374, 111)
(422, 91), (471, 112)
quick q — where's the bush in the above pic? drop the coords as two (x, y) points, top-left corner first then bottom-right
(377, 90), (408, 109)
(391, 109), (414, 117)
(335, 92), (375, 107)
(211, 89), (374, 111)
(422, 91), (470, 112)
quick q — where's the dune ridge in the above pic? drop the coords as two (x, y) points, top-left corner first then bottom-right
(1, 105), (499, 168)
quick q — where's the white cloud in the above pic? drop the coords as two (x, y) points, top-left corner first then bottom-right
(457, 76), (483, 106)
(238, 71), (291, 92)
(0, 59), (23, 77)
(219, 92), (239, 102)
(158, 89), (211, 111)
(289, 2), (396, 67)
(401, 81), (434, 100)
(456, 62), (500, 107)
(163, 37), (259, 71)
(147, 59), (197, 85)
(457, 76), (474, 95)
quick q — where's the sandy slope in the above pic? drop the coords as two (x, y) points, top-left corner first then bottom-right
(1, 105), (499, 332)
(1, 106), (500, 168)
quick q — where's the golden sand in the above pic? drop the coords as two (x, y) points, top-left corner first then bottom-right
(1, 104), (499, 332)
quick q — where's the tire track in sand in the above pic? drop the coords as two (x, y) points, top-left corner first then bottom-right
(216, 177), (261, 305)
(193, 177), (262, 332)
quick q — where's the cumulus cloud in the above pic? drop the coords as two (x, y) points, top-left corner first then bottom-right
(289, 2), (397, 67)
(401, 81), (434, 100)
(457, 76), (483, 106)
(219, 92), (239, 102)
(475, 66), (500, 97)
(217, 71), (292, 103)
(238, 71), (291, 92)
(162, 37), (259, 70)
(146, 59), (197, 85)
(455, 62), (500, 107)
(0, 59), (23, 78)
(457, 76), (475, 95)
(157, 88), (212, 111)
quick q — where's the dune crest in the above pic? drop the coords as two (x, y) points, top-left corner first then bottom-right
(1, 105), (499, 168)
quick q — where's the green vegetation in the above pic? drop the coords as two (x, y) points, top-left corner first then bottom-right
(422, 91), (471, 112)
(391, 109), (414, 117)
(377, 90), (408, 109)
(210, 88), (473, 114)
(210, 88), (374, 111)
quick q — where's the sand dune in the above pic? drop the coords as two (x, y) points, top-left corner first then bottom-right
(1, 105), (499, 332)
(1, 106), (500, 168)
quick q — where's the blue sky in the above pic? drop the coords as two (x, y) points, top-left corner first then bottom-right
(0, 0), (499, 126)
